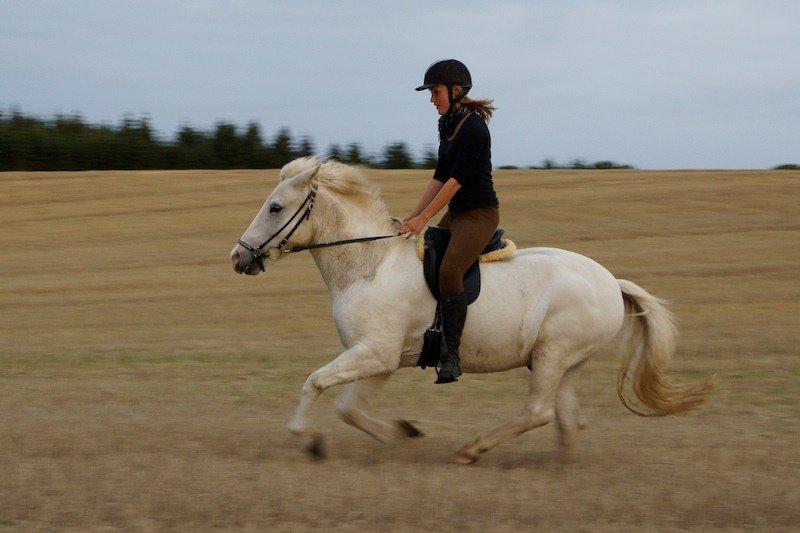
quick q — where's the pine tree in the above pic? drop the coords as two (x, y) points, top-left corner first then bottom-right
(328, 143), (343, 161)
(297, 135), (315, 157)
(381, 142), (413, 169)
(345, 142), (364, 164)
(212, 122), (240, 167)
(272, 127), (294, 165)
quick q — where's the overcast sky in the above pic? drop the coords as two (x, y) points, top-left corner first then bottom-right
(2, 1), (798, 168)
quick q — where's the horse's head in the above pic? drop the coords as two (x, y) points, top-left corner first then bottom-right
(230, 157), (323, 275)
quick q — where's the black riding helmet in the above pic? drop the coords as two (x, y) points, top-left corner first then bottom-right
(415, 59), (472, 113)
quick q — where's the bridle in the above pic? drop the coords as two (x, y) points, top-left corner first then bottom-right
(236, 164), (400, 272)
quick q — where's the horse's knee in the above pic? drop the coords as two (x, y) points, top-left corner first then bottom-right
(304, 371), (324, 393)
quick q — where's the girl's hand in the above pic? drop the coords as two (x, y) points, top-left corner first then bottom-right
(399, 214), (429, 238)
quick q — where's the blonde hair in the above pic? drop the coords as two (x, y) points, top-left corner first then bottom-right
(453, 85), (496, 121)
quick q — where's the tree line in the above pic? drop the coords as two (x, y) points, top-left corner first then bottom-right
(12, 108), (796, 171)
(501, 158), (634, 170)
(0, 109), (437, 171)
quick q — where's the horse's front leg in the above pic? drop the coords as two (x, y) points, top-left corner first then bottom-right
(335, 375), (424, 443)
(287, 342), (395, 454)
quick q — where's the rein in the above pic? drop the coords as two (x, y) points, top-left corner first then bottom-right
(288, 233), (399, 253)
(236, 166), (401, 271)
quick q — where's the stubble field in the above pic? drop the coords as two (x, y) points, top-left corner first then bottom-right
(1, 168), (798, 530)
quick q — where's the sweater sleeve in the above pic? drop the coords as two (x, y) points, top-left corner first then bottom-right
(432, 155), (447, 182)
(450, 118), (488, 185)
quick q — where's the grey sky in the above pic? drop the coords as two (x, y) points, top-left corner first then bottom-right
(2, 1), (798, 168)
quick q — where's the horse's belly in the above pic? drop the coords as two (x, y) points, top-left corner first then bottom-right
(459, 283), (538, 373)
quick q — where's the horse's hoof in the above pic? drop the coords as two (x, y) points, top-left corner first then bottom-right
(305, 435), (327, 461)
(454, 449), (478, 465)
(396, 419), (424, 438)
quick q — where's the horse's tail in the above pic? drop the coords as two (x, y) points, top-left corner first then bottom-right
(616, 279), (715, 416)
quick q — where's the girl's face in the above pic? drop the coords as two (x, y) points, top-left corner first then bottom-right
(429, 84), (451, 115)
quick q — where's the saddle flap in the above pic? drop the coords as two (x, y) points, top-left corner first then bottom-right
(422, 226), (481, 305)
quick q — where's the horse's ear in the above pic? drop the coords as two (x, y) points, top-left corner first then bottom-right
(289, 163), (322, 188)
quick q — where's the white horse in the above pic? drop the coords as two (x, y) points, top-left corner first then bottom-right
(229, 157), (714, 463)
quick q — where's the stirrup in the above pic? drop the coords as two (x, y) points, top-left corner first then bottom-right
(434, 372), (458, 384)
(434, 359), (461, 384)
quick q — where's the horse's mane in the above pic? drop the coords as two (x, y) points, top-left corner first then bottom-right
(279, 156), (389, 216)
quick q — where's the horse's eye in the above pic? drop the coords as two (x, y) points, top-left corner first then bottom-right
(269, 203), (282, 213)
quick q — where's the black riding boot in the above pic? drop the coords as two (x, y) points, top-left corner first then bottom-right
(435, 291), (468, 384)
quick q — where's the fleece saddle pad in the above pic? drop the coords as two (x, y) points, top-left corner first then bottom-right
(418, 226), (516, 305)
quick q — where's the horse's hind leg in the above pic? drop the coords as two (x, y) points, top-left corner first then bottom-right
(531, 361), (588, 430)
(555, 367), (583, 461)
(455, 342), (566, 464)
(335, 375), (423, 443)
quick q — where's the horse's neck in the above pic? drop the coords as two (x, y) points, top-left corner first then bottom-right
(308, 198), (398, 294)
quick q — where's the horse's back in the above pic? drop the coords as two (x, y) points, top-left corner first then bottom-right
(469, 245), (625, 352)
(487, 245), (620, 292)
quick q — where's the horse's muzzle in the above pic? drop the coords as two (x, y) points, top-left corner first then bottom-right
(230, 246), (264, 275)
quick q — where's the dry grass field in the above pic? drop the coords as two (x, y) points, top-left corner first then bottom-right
(1, 168), (798, 530)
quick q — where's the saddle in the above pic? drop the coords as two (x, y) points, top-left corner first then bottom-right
(416, 226), (516, 369)
(417, 225), (515, 304)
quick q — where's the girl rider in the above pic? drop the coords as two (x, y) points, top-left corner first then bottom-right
(400, 59), (500, 384)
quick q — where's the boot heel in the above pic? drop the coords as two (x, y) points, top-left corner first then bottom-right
(434, 372), (459, 384)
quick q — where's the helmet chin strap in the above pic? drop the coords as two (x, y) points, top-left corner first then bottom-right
(446, 85), (465, 115)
